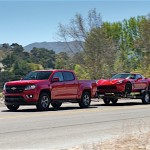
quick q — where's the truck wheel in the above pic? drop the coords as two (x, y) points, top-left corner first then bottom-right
(124, 82), (132, 95)
(111, 98), (118, 104)
(103, 98), (110, 105)
(36, 92), (50, 111)
(51, 101), (62, 109)
(79, 92), (91, 108)
(142, 91), (150, 104)
(6, 105), (19, 111)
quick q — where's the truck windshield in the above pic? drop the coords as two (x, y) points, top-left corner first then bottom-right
(23, 71), (52, 80)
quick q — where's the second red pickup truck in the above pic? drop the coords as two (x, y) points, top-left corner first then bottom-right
(3, 70), (97, 111)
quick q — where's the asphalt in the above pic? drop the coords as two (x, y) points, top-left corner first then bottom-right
(0, 99), (150, 149)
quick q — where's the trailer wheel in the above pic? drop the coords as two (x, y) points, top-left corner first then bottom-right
(124, 82), (132, 95)
(142, 91), (150, 104)
(103, 98), (111, 105)
(111, 98), (118, 104)
(79, 92), (91, 108)
(51, 101), (62, 109)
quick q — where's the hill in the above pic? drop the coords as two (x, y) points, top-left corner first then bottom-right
(24, 41), (83, 53)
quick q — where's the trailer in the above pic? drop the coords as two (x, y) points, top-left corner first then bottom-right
(97, 90), (150, 105)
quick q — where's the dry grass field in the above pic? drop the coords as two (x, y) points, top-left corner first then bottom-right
(68, 131), (150, 150)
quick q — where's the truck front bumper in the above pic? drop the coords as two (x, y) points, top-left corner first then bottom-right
(4, 91), (39, 106)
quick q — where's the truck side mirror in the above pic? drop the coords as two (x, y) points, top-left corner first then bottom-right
(52, 77), (60, 82)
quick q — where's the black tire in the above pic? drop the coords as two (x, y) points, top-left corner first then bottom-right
(124, 82), (132, 95)
(79, 92), (91, 108)
(51, 101), (62, 109)
(6, 105), (19, 111)
(111, 98), (118, 104)
(36, 92), (51, 111)
(142, 91), (150, 104)
(103, 98), (111, 105)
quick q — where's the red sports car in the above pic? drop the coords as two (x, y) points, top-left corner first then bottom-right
(97, 73), (149, 95)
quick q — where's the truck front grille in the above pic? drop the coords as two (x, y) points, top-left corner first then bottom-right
(5, 96), (25, 103)
(6, 85), (25, 93)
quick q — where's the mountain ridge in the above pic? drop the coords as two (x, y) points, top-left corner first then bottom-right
(24, 41), (83, 53)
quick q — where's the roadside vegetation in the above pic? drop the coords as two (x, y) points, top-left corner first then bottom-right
(0, 9), (150, 90)
(68, 131), (150, 150)
(68, 119), (150, 150)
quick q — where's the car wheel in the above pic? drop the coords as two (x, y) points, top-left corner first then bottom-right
(142, 91), (150, 104)
(103, 98), (111, 105)
(51, 101), (62, 109)
(111, 98), (118, 104)
(36, 92), (50, 111)
(6, 105), (19, 111)
(124, 82), (132, 95)
(79, 92), (91, 108)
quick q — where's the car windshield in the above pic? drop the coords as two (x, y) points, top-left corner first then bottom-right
(23, 71), (52, 80)
(111, 73), (132, 79)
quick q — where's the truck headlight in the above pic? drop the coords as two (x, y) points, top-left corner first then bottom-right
(25, 85), (36, 90)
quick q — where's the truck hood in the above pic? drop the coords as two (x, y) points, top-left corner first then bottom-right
(5, 80), (47, 86)
(97, 78), (125, 85)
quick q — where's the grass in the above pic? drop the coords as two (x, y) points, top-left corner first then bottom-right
(67, 131), (150, 150)
(67, 119), (150, 150)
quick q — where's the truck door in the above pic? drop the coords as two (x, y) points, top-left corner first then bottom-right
(62, 71), (78, 99)
(51, 71), (66, 99)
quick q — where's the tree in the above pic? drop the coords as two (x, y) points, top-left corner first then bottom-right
(84, 26), (116, 79)
(55, 52), (70, 69)
(58, 8), (102, 55)
(11, 43), (24, 53)
(30, 47), (56, 69)
(12, 60), (43, 78)
(134, 14), (150, 76)
(2, 43), (10, 49)
(58, 9), (116, 79)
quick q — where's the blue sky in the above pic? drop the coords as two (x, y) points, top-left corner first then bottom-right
(0, 1), (150, 46)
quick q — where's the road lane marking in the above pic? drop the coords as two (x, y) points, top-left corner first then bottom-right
(0, 104), (150, 120)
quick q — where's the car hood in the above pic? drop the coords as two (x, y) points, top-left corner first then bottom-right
(97, 78), (125, 85)
(5, 80), (47, 86)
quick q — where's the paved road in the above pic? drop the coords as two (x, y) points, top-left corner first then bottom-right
(0, 99), (150, 150)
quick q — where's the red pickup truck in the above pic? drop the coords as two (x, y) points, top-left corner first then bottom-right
(3, 70), (97, 111)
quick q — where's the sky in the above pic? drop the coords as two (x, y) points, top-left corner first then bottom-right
(0, 0), (150, 46)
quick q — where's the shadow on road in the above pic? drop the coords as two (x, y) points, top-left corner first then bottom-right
(1, 100), (148, 112)
(92, 102), (146, 107)
(1, 105), (97, 113)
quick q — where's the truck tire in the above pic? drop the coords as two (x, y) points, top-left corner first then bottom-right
(103, 98), (110, 105)
(79, 92), (91, 108)
(51, 101), (62, 109)
(142, 91), (150, 104)
(36, 92), (50, 111)
(6, 105), (19, 111)
(111, 98), (118, 104)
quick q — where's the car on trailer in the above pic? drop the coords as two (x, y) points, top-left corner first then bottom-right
(97, 73), (150, 105)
